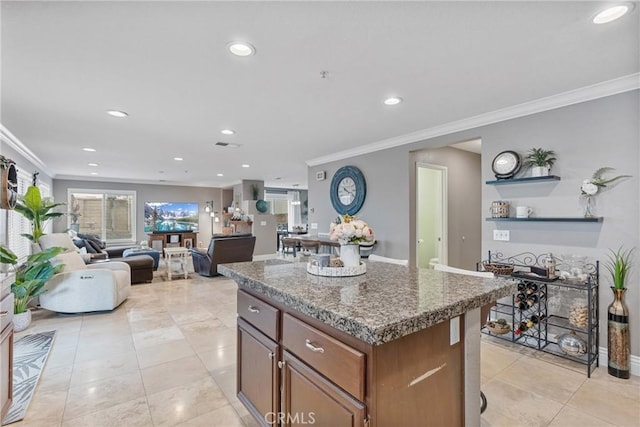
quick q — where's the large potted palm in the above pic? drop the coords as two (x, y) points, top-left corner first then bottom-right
(10, 184), (66, 330)
(14, 185), (65, 244)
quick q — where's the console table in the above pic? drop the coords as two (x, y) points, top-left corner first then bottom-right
(148, 231), (197, 251)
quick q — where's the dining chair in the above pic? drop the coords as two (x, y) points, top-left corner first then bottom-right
(433, 263), (493, 414)
(367, 254), (409, 267)
(280, 237), (298, 257)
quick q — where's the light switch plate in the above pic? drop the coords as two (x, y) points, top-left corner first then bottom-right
(311, 223), (318, 229)
(260, 221), (267, 226)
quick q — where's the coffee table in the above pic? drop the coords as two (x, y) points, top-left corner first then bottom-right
(163, 247), (189, 280)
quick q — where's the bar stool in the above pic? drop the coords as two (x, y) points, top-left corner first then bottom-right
(281, 237), (297, 257)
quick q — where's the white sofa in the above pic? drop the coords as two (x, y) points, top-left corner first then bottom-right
(37, 233), (131, 313)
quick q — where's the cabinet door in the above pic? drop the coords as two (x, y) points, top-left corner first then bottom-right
(282, 351), (366, 427)
(1, 323), (14, 420)
(237, 318), (279, 427)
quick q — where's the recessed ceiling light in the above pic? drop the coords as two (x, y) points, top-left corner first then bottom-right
(383, 97), (403, 106)
(88, 163), (98, 167)
(90, 172), (98, 175)
(216, 173), (224, 177)
(242, 164), (250, 168)
(227, 41), (256, 57)
(221, 129), (235, 135)
(174, 157), (183, 161)
(106, 110), (128, 118)
(83, 147), (96, 152)
(593, 4), (631, 24)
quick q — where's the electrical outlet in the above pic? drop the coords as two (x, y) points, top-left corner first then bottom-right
(450, 316), (460, 345)
(493, 230), (510, 241)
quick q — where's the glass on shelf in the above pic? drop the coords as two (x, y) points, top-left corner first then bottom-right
(568, 298), (588, 329)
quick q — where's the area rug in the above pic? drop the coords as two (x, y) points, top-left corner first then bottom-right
(2, 330), (56, 425)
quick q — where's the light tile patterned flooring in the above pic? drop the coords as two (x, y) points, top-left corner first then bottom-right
(12, 271), (640, 427)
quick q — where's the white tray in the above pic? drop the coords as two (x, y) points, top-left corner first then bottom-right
(306, 261), (366, 277)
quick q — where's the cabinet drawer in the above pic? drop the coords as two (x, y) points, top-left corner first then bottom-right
(237, 291), (279, 341)
(282, 313), (365, 400)
(0, 293), (13, 332)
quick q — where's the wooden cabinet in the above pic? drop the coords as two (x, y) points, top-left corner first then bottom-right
(282, 351), (366, 427)
(237, 318), (280, 427)
(237, 290), (367, 427)
(147, 232), (197, 251)
(237, 288), (464, 427)
(1, 288), (14, 420)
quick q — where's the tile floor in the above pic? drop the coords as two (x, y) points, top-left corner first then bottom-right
(11, 269), (640, 427)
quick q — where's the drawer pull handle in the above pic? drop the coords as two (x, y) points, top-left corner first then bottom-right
(305, 339), (325, 354)
(268, 352), (275, 360)
(248, 306), (260, 314)
(0, 311), (7, 318)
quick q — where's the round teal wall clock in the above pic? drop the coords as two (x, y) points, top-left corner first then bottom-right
(330, 166), (366, 215)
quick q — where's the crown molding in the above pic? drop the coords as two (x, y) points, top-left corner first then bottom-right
(306, 73), (640, 167)
(0, 124), (53, 176)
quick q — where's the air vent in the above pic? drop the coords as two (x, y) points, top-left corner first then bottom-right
(215, 142), (229, 147)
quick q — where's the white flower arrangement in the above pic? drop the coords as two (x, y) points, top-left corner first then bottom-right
(329, 214), (375, 245)
(581, 167), (631, 197)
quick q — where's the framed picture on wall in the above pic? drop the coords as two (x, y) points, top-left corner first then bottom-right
(184, 238), (193, 249)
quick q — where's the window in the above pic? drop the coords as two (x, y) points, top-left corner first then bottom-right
(6, 169), (51, 262)
(68, 189), (136, 244)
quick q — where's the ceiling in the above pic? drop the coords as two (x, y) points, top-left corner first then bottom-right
(1, 1), (638, 189)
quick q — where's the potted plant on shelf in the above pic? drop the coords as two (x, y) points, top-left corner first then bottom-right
(605, 246), (634, 379)
(523, 148), (556, 177)
(14, 185), (65, 244)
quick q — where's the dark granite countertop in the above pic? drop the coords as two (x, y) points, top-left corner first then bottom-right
(219, 259), (517, 345)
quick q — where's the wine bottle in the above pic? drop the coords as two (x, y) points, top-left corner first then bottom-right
(517, 282), (527, 292)
(514, 321), (529, 335)
(514, 292), (528, 310)
(526, 294), (539, 307)
(525, 283), (538, 295)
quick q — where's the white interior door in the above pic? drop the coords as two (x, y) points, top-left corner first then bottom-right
(416, 163), (447, 268)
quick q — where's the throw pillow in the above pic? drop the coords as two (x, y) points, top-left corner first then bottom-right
(78, 233), (106, 249)
(85, 239), (103, 254)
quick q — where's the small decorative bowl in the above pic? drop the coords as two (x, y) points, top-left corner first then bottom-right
(485, 320), (511, 335)
(557, 332), (587, 356)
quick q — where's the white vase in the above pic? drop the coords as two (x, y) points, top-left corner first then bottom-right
(340, 244), (360, 267)
(13, 310), (32, 332)
(531, 166), (550, 177)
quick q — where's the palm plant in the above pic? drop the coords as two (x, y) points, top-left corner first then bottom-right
(605, 247), (634, 290)
(523, 148), (557, 169)
(14, 185), (65, 243)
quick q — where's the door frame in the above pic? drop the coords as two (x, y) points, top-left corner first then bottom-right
(415, 162), (448, 267)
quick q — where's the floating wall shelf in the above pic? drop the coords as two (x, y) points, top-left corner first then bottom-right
(486, 175), (561, 185)
(486, 217), (603, 223)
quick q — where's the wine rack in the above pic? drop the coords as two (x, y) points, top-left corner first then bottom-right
(480, 251), (599, 377)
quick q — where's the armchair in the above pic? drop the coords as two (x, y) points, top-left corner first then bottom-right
(37, 233), (131, 313)
(190, 234), (256, 277)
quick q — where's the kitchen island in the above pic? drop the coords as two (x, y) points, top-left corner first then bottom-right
(219, 259), (516, 427)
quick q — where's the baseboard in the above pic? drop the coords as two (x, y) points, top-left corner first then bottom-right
(599, 347), (640, 377)
(252, 253), (278, 261)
